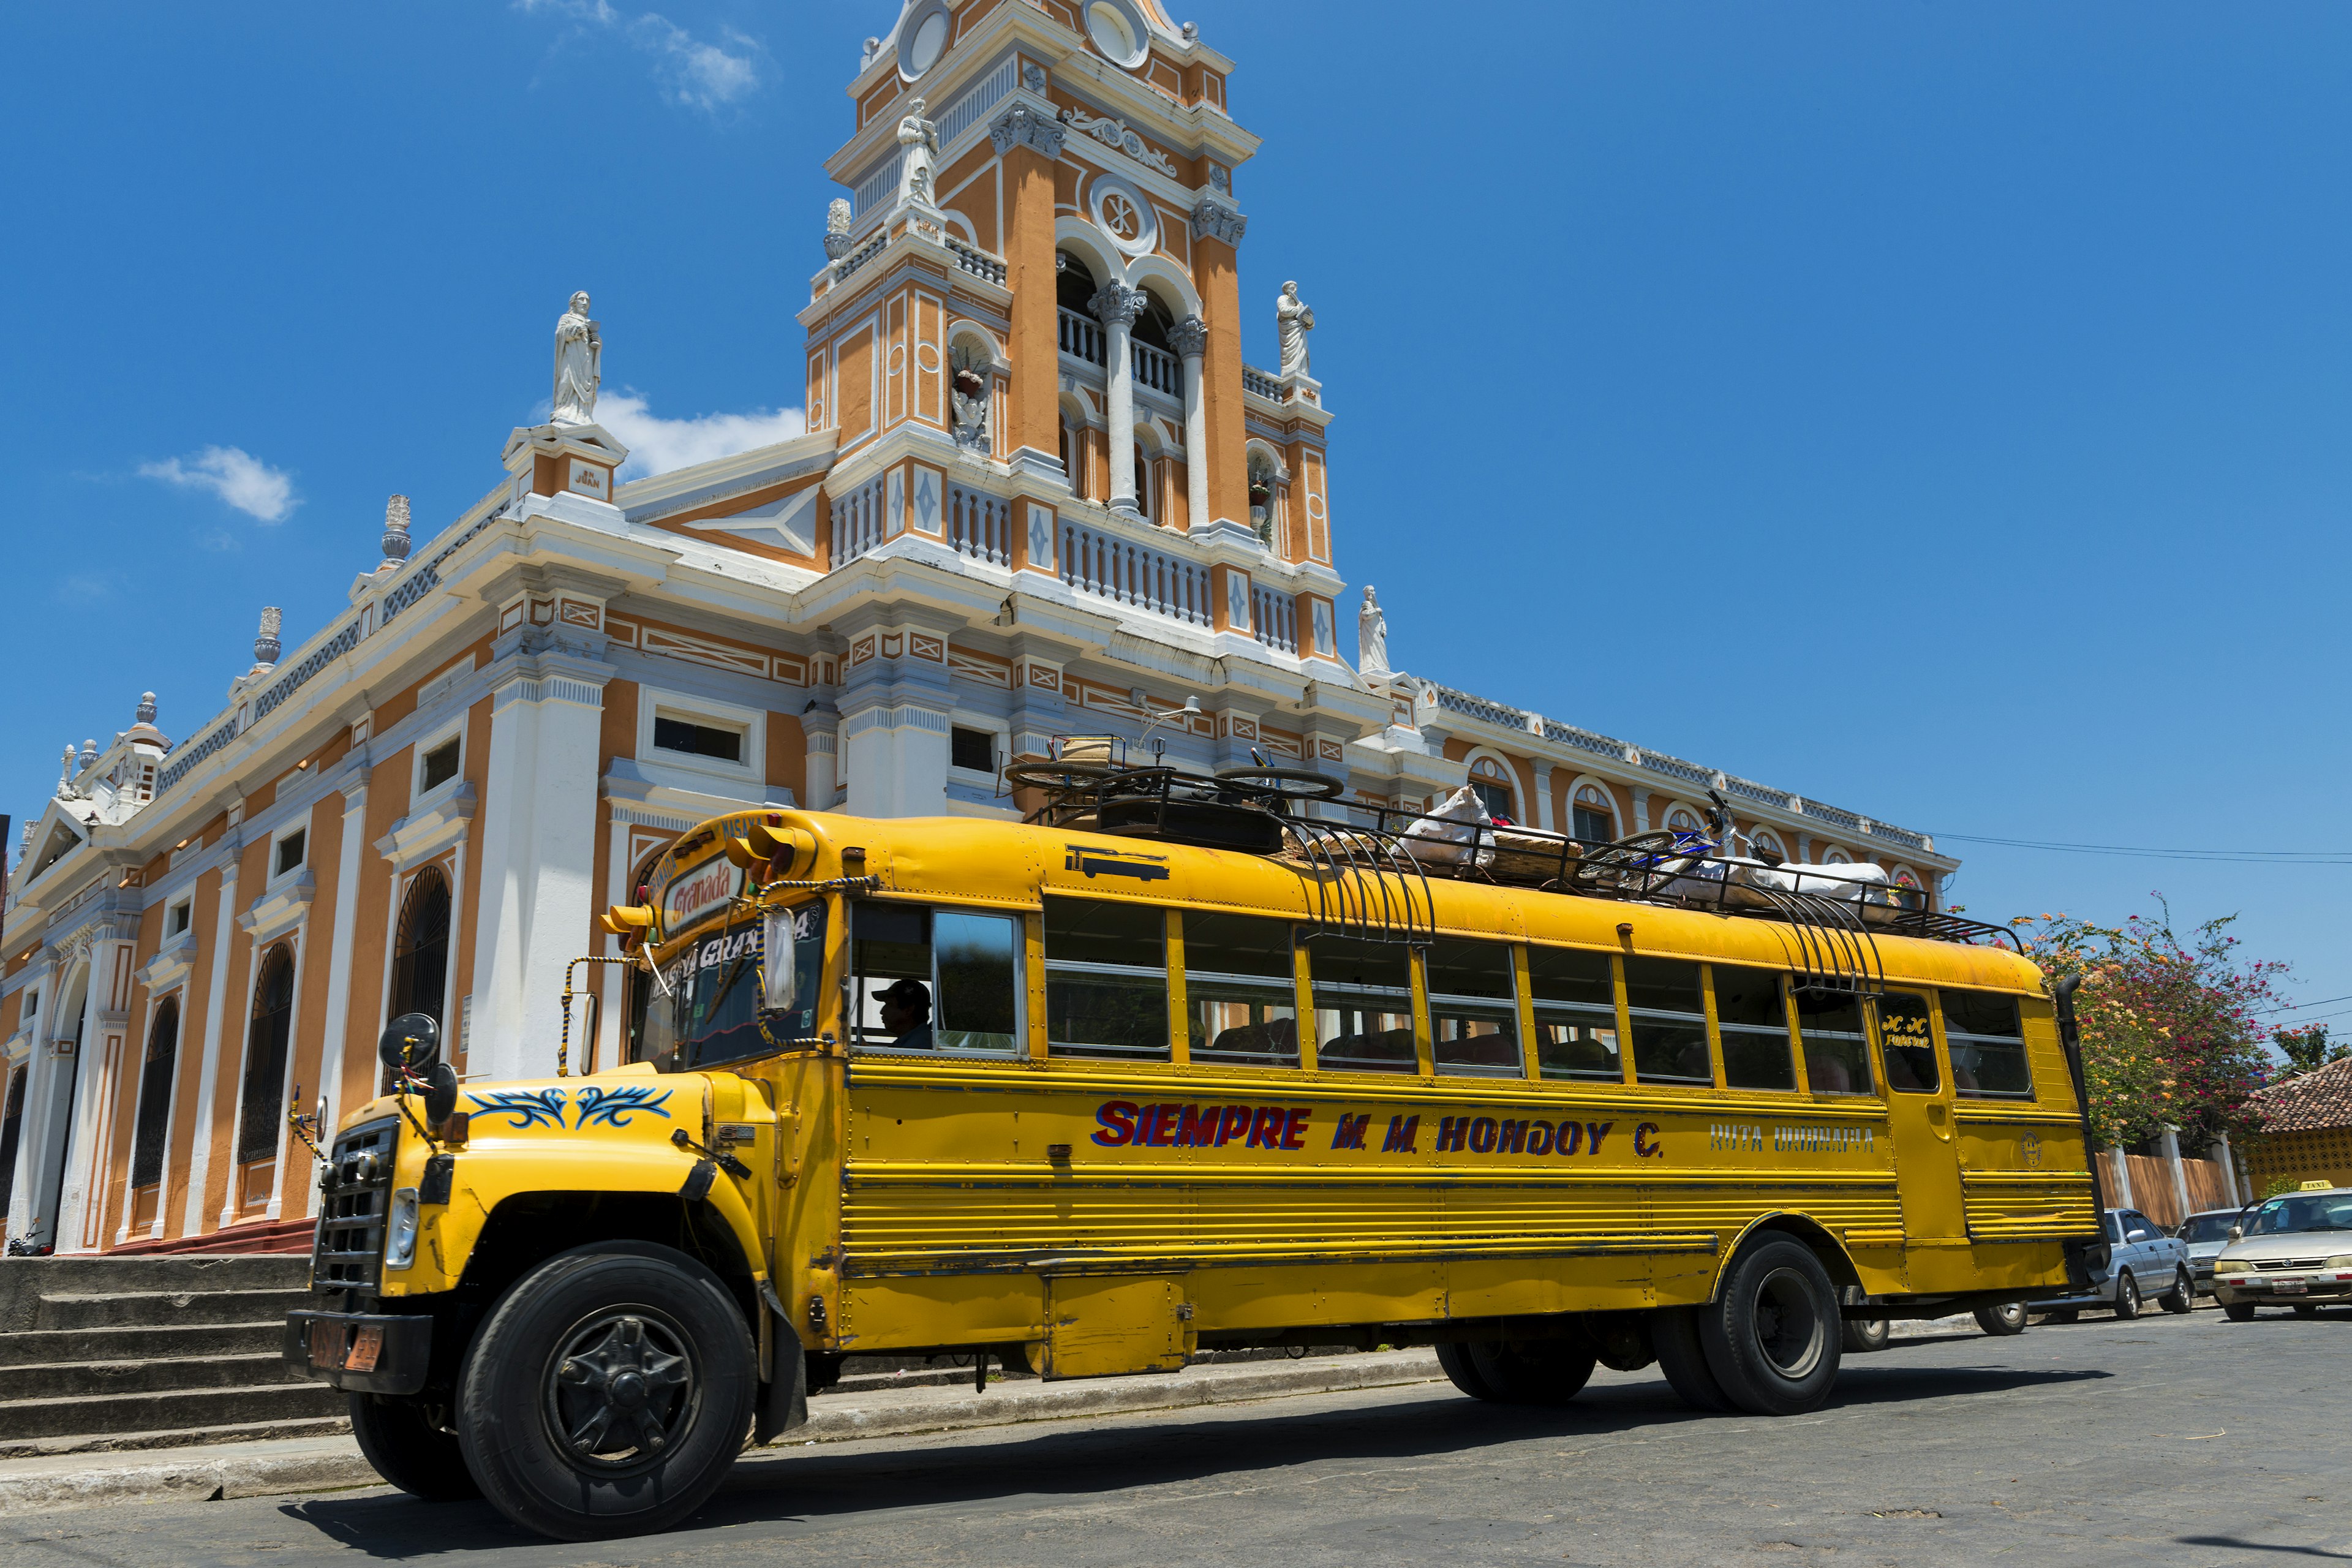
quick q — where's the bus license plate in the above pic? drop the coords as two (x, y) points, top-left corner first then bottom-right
(345, 1326), (383, 1372)
(307, 1321), (342, 1368)
(2274, 1281), (2307, 1294)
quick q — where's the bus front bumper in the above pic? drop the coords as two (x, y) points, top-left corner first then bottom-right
(283, 1309), (433, 1396)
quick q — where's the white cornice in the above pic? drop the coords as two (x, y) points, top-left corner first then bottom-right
(135, 927), (199, 994)
(238, 869), (317, 945)
(376, 782), (477, 874)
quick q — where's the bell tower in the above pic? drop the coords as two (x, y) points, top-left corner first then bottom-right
(800, 0), (1346, 666)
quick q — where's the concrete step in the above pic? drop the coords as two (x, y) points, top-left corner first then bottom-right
(0, 1412), (352, 1461)
(0, 1257), (309, 1330)
(0, 1321), (281, 1370)
(30, 1289), (310, 1332)
(0, 1352), (307, 1404)
(0, 1381), (345, 1442)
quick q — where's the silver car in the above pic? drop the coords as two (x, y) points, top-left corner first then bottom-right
(2212, 1187), (2352, 1321)
(2177, 1206), (2255, 1295)
(2030, 1208), (2195, 1320)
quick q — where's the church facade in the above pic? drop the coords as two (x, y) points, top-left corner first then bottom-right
(0, 0), (1955, 1255)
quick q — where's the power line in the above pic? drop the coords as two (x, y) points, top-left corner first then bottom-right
(2257, 993), (2352, 1017)
(1934, 832), (2352, 866)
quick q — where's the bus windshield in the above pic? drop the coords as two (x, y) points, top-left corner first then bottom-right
(640, 900), (826, 1072)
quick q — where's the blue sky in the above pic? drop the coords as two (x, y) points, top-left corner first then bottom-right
(4, 2), (2347, 1041)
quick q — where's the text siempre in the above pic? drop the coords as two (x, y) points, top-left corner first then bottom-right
(1092, 1101), (1666, 1159)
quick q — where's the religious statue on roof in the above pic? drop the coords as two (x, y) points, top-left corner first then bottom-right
(1359, 584), (1390, 679)
(552, 292), (600, 425)
(898, 97), (941, 208)
(1276, 280), (1316, 378)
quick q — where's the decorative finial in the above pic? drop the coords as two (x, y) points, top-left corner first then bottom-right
(135, 692), (157, 726)
(57, 744), (76, 797)
(79, 738), (99, 768)
(16, 820), (31, 858)
(862, 36), (880, 67)
(254, 606), (283, 666)
(824, 198), (854, 263)
(382, 494), (413, 564)
(1183, 21), (1199, 42)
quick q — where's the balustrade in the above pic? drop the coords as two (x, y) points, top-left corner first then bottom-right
(1251, 586), (1297, 655)
(948, 485), (1009, 567)
(1059, 519), (1210, 627)
(1058, 306), (1106, 368)
(944, 236), (1007, 285)
(1242, 364), (1283, 400)
(1131, 339), (1180, 396)
(832, 475), (888, 565)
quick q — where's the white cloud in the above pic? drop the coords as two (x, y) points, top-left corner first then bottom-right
(597, 391), (806, 480)
(516, 1), (765, 113)
(137, 445), (297, 522)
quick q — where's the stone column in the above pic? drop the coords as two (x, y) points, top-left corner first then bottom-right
(989, 105), (1067, 479)
(802, 701), (841, 812)
(1190, 198), (1250, 530)
(3, 951), (58, 1242)
(1091, 284), (1147, 516)
(1532, 762), (1557, 833)
(2217, 1130), (2242, 1207)
(468, 644), (615, 1084)
(1632, 788), (1653, 834)
(53, 928), (136, 1253)
(1172, 315), (1210, 532)
(308, 769), (371, 1212)
(2160, 1125), (2193, 1225)
(181, 845), (243, 1238)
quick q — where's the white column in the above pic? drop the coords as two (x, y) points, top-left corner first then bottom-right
(1092, 284), (1146, 516)
(2160, 1125), (2193, 1224)
(1173, 314), (1209, 532)
(4, 953), (58, 1242)
(2108, 1148), (2135, 1210)
(1531, 762), (1556, 834)
(842, 704), (952, 819)
(181, 848), (241, 1238)
(308, 773), (370, 1206)
(803, 706), (840, 812)
(2217, 1131), (2242, 1208)
(1632, 788), (1653, 834)
(53, 932), (135, 1253)
(469, 650), (612, 1084)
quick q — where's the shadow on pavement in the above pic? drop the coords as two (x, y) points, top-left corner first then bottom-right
(2175, 1537), (2352, 1559)
(273, 1361), (2111, 1557)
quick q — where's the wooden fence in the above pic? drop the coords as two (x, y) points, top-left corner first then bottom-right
(2092, 1153), (2233, 1229)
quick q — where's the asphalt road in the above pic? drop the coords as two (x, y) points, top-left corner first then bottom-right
(7, 1304), (2343, 1567)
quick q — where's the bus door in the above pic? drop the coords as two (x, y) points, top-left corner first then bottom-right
(1875, 992), (1968, 1255)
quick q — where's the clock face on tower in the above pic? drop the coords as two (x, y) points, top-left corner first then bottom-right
(1085, 1), (1150, 69)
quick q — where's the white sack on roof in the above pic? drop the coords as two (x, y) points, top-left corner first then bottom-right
(1402, 785), (1495, 871)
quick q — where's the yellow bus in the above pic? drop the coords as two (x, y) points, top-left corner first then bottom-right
(287, 772), (2101, 1540)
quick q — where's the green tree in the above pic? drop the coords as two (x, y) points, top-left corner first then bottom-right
(2013, 903), (2281, 1151)
(2274, 1023), (2348, 1077)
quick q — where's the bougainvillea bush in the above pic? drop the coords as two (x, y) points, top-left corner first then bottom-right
(2011, 904), (2280, 1152)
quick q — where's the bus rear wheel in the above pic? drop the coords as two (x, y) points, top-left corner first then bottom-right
(1695, 1237), (1844, 1416)
(456, 1243), (756, 1541)
(1435, 1339), (1597, 1406)
(1652, 1306), (1738, 1413)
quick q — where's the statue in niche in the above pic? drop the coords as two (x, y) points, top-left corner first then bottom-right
(552, 291), (600, 425)
(950, 342), (992, 453)
(1276, 280), (1315, 378)
(1359, 585), (1390, 679)
(1247, 450), (1279, 545)
(898, 97), (941, 208)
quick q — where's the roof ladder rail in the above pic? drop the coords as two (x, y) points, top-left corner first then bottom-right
(1286, 818), (1436, 947)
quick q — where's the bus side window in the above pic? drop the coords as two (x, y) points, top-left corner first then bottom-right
(1943, 991), (2032, 1098)
(1184, 911), (1299, 1068)
(852, 902), (1022, 1056)
(1623, 957), (1711, 1085)
(1714, 967), (1795, 1091)
(1793, 990), (1875, 1095)
(1303, 934), (1417, 1073)
(1877, 992), (1940, 1093)
(1425, 938), (1521, 1077)
(1528, 946), (1621, 1081)
(1044, 897), (1170, 1060)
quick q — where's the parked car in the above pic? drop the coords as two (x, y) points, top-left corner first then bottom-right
(2177, 1205), (2256, 1296)
(2030, 1208), (2193, 1320)
(2212, 1186), (2352, 1321)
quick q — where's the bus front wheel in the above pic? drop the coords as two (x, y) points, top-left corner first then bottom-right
(1695, 1237), (1843, 1416)
(456, 1243), (757, 1541)
(1435, 1339), (1597, 1406)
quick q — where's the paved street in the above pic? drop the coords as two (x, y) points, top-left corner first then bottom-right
(4, 1306), (2340, 1567)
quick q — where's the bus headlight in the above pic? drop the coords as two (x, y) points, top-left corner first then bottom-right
(385, 1188), (420, 1270)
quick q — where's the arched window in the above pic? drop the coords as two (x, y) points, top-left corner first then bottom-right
(0, 1064), (25, 1222)
(1822, 847), (1853, 865)
(131, 997), (179, 1191)
(1571, 784), (1616, 846)
(1133, 443), (1152, 521)
(1892, 867), (1926, 910)
(1750, 829), (1786, 862)
(1055, 250), (1098, 318)
(1468, 757), (1515, 823)
(1667, 806), (1704, 834)
(236, 946), (295, 1166)
(390, 867), (452, 1032)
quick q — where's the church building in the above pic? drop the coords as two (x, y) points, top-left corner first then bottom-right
(0, 0), (1955, 1255)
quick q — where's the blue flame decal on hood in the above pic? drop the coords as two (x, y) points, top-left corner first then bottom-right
(466, 1087), (569, 1131)
(573, 1084), (674, 1129)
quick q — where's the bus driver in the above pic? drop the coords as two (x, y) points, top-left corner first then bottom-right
(878, 977), (935, 1051)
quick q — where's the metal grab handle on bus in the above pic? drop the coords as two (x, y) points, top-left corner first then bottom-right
(559, 954), (640, 1077)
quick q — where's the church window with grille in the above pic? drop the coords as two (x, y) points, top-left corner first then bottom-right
(236, 946), (296, 1165)
(131, 997), (180, 1191)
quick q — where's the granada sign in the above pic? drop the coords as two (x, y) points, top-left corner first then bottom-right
(662, 860), (739, 937)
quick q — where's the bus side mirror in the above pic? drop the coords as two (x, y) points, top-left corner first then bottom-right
(761, 908), (797, 1012)
(380, 1013), (440, 1075)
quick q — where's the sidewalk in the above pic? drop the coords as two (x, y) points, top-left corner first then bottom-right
(0, 1349), (1445, 1518)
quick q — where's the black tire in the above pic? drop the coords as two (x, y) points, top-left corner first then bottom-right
(2112, 1272), (2141, 1320)
(1434, 1339), (1597, 1406)
(2292, 1303), (2319, 1318)
(456, 1243), (756, 1541)
(1841, 1317), (1891, 1354)
(2222, 1300), (2256, 1322)
(349, 1393), (480, 1502)
(1652, 1306), (1738, 1413)
(1696, 1237), (1844, 1416)
(2160, 1268), (2193, 1314)
(1973, 1302), (2029, 1337)
(2043, 1308), (2080, 1324)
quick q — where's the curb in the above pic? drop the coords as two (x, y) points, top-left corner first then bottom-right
(0, 1351), (1445, 1518)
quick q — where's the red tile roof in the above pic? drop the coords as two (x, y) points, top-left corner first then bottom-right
(2253, 1055), (2352, 1134)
